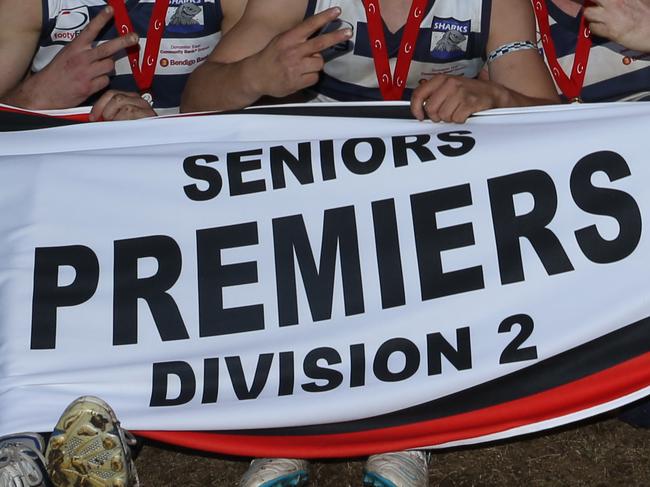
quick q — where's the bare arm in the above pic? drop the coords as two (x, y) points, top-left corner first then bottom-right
(180, 0), (351, 112)
(220, 0), (249, 35)
(0, 0), (42, 105)
(1, 6), (139, 110)
(411, 0), (559, 123)
(486, 0), (560, 105)
(584, 0), (650, 52)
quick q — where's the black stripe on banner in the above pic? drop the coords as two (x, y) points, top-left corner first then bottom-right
(220, 315), (650, 436)
(0, 104), (416, 132)
(0, 110), (81, 131)
(218, 104), (416, 119)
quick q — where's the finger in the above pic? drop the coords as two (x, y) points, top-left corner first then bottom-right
(410, 75), (447, 120)
(75, 6), (114, 45)
(586, 19), (608, 38)
(410, 95), (426, 121)
(113, 105), (156, 121)
(89, 58), (116, 79)
(287, 7), (342, 42)
(451, 105), (473, 124)
(299, 72), (320, 89)
(102, 92), (150, 120)
(438, 95), (462, 122)
(423, 99), (441, 122)
(423, 79), (458, 122)
(300, 53), (325, 74)
(90, 90), (141, 121)
(92, 33), (139, 61)
(300, 28), (353, 57)
(583, 5), (606, 22)
(89, 89), (119, 121)
(89, 75), (111, 96)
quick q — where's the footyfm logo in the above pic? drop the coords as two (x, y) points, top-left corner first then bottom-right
(51, 6), (90, 42)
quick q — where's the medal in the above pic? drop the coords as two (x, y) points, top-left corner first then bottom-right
(107, 0), (170, 105)
(362, 0), (428, 100)
(534, 0), (593, 101)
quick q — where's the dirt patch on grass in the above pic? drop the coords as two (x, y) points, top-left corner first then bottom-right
(135, 416), (650, 486)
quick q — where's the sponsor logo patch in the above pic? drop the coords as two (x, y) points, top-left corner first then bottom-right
(51, 6), (90, 42)
(430, 16), (470, 61)
(157, 40), (214, 71)
(166, 0), (205, 34)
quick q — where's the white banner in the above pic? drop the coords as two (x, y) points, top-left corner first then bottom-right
(1, 102), (649, 457)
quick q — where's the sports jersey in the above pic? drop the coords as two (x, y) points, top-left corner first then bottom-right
(32, 0), (223, 113)
(543, 0), (650, 102)
(306, 0), (491, 101)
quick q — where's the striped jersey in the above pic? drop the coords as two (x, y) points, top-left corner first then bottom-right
(32, 0), (223, 113)
(306, 0), (491, 101)
(543, 0), (650, 102)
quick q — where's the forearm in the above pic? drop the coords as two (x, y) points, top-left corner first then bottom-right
(495, 82), (561, 108)
(0, 0), (43, 107)
(0, 74), (54, 110)
(180, 56), (264, 113)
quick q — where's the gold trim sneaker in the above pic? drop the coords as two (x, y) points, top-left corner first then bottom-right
(45, 396), (139, 487)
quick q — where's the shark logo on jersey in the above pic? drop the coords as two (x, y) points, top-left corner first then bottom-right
(430, 17), (470, 61)
(167, 0), (205, 33)
(51, 6), (90, 42)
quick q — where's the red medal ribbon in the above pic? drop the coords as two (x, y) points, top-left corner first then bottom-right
(533, 0), (593, 101)
(107, 0), (170, 101)
(362, 0), (428, 100)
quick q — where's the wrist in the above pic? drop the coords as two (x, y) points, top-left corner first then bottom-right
(491, 81), (513, 108)
(241, 54), (268, 101)
(4, 74), (56, 110)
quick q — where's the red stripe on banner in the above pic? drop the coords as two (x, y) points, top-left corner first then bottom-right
(138, 351), (650, 458)
(0, 105), (89, 123)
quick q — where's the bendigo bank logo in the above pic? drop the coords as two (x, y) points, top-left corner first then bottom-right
(51, 6), (91, 42)
(159, 57), (202, 68)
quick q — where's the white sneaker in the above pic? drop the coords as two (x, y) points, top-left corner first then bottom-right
(0, 433), (48, 487)
(363, 450), (430, 487)
(239, 458), (309, 487)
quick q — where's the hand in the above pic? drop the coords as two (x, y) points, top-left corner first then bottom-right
(26, 6), (139, 109)
(90, 90), (156, 121)
(250, 7), (353, 98)
(411, 75), (506, 123)
(584, 0), (650, 52)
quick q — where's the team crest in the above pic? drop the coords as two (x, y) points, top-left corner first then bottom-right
(166, 0), (205, 34)
(430, 17), (470, 61)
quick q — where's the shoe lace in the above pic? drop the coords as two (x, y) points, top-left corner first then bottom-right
(117, 429), (140, 487)
(122, 429), (138, 448)
(243, 458), (308, 482)
(0, 443), (46, 487)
